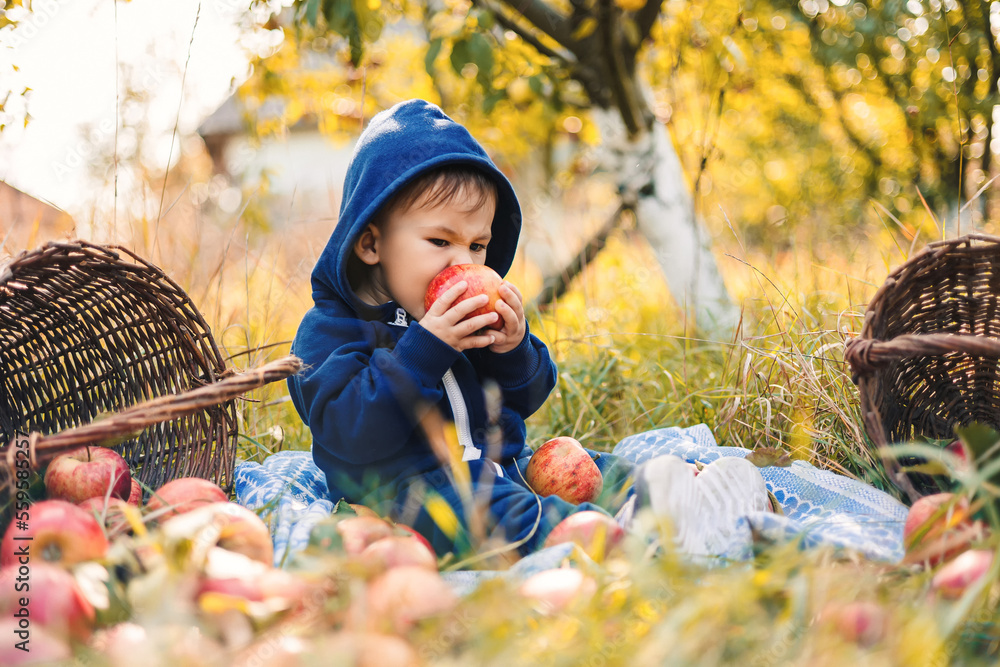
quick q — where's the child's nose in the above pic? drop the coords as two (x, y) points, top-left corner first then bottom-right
(450, 250), (475, 266)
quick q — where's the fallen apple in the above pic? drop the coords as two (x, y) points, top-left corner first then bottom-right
(161, 502), (273, 565)
(903, 493), (981, 565)
(43, 446), (132, 504)
(542, 510), (624, 562)
(931, 549), (995, 599)
(127, 478), (142, 506)
(823, 600), (887, 647)
(359, 535), (437, 572)
(0, 618), (71, 665)
(1, 499), (109, 567)
(525, 437), (604, 504)
(78, 496), (134, 539)
(145, 477), (229, 521)
(353, 565), (458, 634)
(423, 263), (504, 330)
(517, 567), (598, 613)
(336, 516), (396, 556)
(0, 562), (96, 641)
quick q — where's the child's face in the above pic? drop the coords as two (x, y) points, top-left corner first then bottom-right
(355, 184), (496, 319)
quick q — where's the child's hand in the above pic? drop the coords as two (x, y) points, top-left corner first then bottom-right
(488, 281), (527, 354)
(420, 281), (500, 352)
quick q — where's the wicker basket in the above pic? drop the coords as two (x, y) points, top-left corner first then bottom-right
(0, 240), (301, 509)
(845, 233), (1000, 500)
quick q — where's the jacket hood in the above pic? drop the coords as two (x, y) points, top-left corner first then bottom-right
(311, 99), (522, 317)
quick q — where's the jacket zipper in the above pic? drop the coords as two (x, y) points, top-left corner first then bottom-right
(441, 368), (503, 477)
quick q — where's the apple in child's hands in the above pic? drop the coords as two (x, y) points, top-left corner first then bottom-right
(44, 446), (132, 504)
(145, 477), (229, 521)
(1, 500), (109, 567)
(424, 263), (504, 331)
(525, 437), (604, 504)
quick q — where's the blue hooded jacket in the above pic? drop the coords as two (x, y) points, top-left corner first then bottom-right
(287, 99), (558, 505)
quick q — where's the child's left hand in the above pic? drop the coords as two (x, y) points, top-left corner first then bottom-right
(489, 281), (527, 354)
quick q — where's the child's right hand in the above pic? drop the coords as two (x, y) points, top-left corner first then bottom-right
(419, 280), (500, 352)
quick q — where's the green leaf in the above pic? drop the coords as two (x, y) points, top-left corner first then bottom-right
(955, 423), (1000, 464)
(303, 0), (321, 27)
(572, 17), (598, 40)
(450, 38), (471, 77)
(426, 38), (443, 77)
(745, 446), (793, 468)
(900, 461), (953, 477)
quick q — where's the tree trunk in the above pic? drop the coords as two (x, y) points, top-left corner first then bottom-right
(590, 105), (738, 333)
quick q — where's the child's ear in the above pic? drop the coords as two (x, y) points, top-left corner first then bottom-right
(353, 224), (380, 266)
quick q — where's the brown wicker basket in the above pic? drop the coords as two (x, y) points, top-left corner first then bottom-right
(845, 233), (1000, 500)
(0, 240), (301, 509)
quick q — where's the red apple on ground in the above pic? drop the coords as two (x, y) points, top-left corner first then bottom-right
(162, 502), (273, 565)
(525, 437), (604, 504)
(932, 549), (995, 599)
(43, 446), (132, 504)
(543, 510), (625, 563)
(518, 567), (598, 613)
(0, 562), (96, 642)
(336, 516), (396, 556)
(359, 535), (437, 572)
(127, 478), (142, 506)
(145, 477), (229, 521)
(354, 566), (458, 634)
(823, 601), (887, 647)
(423, 263), (505, 330)
(0, 618), (71, 665)
(1, 500), (109, 567)
(903, 493), (982, 565)
(78, 496), (134, 538)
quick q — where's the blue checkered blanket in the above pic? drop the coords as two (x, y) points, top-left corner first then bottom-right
(235, 424), (907, 572)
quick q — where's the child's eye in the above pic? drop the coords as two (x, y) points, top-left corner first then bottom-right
(471, 243), (487, 253)
(429, 239), (448, 247)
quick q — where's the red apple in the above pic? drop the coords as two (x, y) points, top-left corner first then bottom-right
(336, 516), (396, 556)
(0, 618), (71, 665)
(359, 535), (437, 572)
(78, 496), (134, 538)
(145, 477), (229, 521)
(525, 437), (604, 504)
(543, 510), (624, 562)
(1, 500), (109, 567)
(518, 567), (598, 613)
(423, 263), (504, 330)
(932, 549), (995, 599)
(43, 446), (132, 504)
(903, 493), (981, 565)
(353, 566), (458, 634)
(823, 601), (887, 647)
(0, 562), (96, 641)
(162, 502), (273, 565)
(127, 478), (142, 506)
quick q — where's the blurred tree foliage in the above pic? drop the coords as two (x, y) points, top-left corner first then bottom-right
(237, 0), (1000, 253)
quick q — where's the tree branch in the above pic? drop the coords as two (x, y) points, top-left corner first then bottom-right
(497, 0), (576, 53)
(628, 0), (664, 61)
(531, 204), (628, 310)
(598, 0), (642, 132)
(474, 0), (575, 65)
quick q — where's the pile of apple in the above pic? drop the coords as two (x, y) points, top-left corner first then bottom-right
(0, 445), (462, 665)
(903, 491), (994, 599)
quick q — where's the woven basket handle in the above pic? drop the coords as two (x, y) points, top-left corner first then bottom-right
(845, 334), (1000, 382)
(4, 355), (302, 470)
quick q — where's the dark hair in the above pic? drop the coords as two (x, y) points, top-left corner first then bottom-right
(373, 164), (498, 225)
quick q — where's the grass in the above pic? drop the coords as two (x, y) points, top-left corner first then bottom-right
(88, 207), (999, 665)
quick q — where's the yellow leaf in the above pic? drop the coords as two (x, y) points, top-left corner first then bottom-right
(572, 18), (598, 41)
(425, 494), (461, 539)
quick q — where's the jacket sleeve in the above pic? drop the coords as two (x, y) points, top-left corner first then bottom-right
(466, 323), (557, 418)
(289, 313), (460, 466)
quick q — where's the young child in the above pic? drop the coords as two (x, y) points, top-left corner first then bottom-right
(288, 99), (770, 559)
